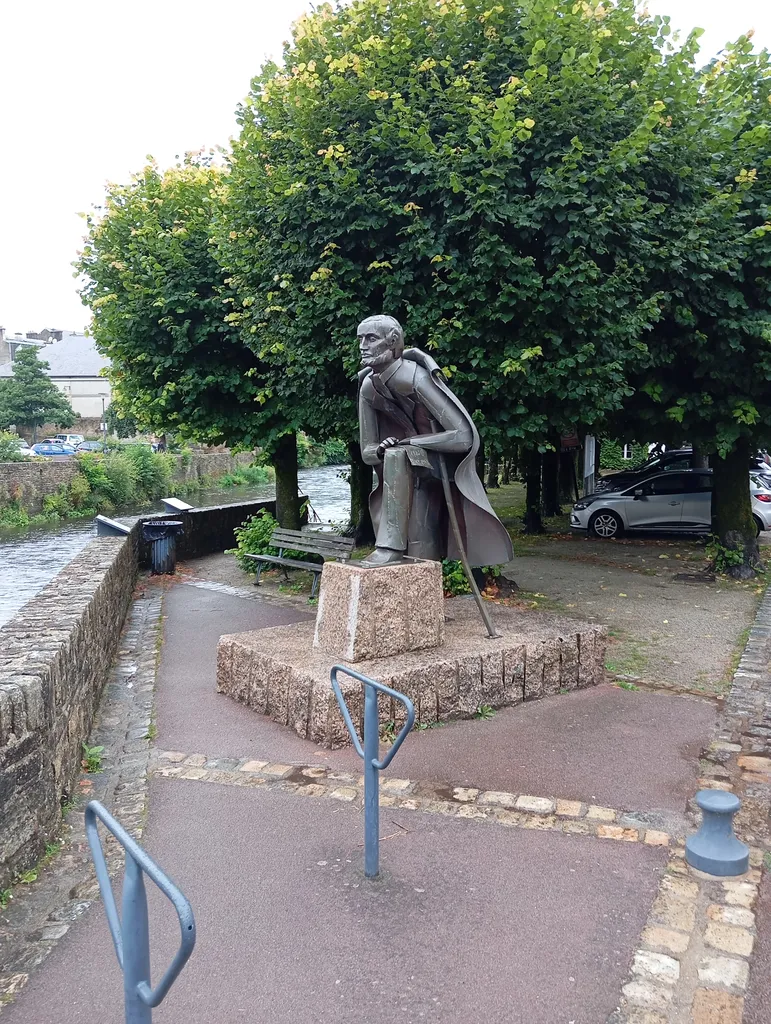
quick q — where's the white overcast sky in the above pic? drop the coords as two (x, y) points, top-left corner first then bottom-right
(1, 1), (769, 335)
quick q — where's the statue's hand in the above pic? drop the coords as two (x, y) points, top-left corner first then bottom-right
(376, 436), (400, 458)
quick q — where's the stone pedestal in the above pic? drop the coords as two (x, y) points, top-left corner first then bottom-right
(217, 598), (609, 749)
(313, 560), (444, 662)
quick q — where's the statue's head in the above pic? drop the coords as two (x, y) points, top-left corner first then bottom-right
(357, 315), (404, 370)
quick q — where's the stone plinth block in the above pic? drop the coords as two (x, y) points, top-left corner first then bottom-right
(217, 598), (608, 749)
(312, 560), (444, 662)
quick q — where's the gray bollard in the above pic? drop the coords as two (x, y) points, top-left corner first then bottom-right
(685, 790), (749, 876)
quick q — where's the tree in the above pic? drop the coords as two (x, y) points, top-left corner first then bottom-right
(625, 35), (771, 576)
(104, 402), (138, 439)
(77, 156), (303, 527)
(219, 0), (707, 541)
(0, 347), (75, 440)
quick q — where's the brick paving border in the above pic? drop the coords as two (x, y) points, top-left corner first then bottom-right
(150, 748), (679, 846)
(0, 588), (162, 1014)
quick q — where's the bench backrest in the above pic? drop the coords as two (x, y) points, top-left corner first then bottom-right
(270, 529), (355, 561)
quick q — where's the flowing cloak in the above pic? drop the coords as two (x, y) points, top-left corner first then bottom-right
(360, 348), (514, 567)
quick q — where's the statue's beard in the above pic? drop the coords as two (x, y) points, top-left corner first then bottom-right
(361, 347), (394, 370)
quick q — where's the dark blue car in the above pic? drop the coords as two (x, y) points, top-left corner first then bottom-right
(32, 443), (76, 458)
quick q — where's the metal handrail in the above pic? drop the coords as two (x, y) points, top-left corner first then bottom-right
(85, 801), (196, 1021)
(331, 666), (415, 877)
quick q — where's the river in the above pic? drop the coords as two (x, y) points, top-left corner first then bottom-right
(0, 464), (350, 628)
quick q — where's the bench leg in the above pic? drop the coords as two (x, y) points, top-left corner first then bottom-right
(311, 572), (320, 599)
(254, 562), (264, 588)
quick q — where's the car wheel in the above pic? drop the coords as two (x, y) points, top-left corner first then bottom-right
(588, 510), (624, 539)
(753, 515), (763, 537)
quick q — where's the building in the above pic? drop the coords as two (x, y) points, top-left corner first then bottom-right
(0, 329), (111, 420)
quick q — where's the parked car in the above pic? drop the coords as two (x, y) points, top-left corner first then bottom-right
(31, 442), (76, 458)
(571, 469), (771, 538)
(54, 433), (85, 446)
(76, 440), (106, 452)
(594, 449), (695, 493)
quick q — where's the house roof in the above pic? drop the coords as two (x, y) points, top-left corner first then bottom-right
(0, 332), (110, 379)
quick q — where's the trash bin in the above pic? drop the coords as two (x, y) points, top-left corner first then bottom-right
(141, 519), (184, 575)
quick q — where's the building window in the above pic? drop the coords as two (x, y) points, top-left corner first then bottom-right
(622, 444), (633, 460)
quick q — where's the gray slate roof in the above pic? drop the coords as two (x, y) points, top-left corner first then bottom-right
(0, 333), (110, 378)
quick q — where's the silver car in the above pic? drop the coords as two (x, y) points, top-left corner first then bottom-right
(570, 470), (771, 538)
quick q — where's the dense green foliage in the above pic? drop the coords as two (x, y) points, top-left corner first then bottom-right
(0, 348), (75, 438)
(105, 402), (138, 439)
(219, 0), (692, 451)
(76, 0), (771, 573)
(0, 432), (28, 462)
(599, 439), (648, 470)
(229, 509), (307, 570)
(297, 434), (349, 468)
(77, 158), (269, 447)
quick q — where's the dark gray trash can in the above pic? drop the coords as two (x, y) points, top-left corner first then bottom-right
(142, 519), (184, 575)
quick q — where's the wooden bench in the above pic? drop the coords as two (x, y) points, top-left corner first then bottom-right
(244, 528), (355, 598)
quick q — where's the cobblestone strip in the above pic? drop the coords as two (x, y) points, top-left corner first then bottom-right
(151, 748), (679, 846)
(610, 585), (771, 1024)
(697, 585), (771, 850)
(608, 846), (763, 1024)
(0, 588), (163, 1014)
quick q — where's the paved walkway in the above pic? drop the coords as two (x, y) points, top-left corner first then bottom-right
(1, 563), (768, 1024)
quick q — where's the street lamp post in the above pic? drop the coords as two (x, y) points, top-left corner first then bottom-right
(101, 396), (107, 446)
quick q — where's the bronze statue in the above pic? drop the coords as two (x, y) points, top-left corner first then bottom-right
(358, 315), (513, 570)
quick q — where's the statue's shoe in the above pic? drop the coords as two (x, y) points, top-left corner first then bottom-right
(360, 547), (405, 568)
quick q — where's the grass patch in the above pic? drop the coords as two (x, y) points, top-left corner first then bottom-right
(605, 638), (649, 678)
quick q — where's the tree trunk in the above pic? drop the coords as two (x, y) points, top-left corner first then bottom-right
(523, 448), (544, 534)
(486, 451), (500, 489)
(347, 440), (375, 546)
(542, 443), (561, 517)
(501, 456), (511, 486)
(272, 431), (301, 529)
(559, 451), (578, 503)
(711, 438), (761, 579)
(691, 443), (709, 470)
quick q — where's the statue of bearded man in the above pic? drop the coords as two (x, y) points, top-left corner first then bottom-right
(357, 314), (513, 569)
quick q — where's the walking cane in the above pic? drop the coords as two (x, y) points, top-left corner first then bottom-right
(436, 450), (501, 639)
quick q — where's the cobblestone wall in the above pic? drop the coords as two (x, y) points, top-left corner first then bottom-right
(0, 535), (138, 887)
(0, 450), (255, 515)
(0, 461), (80, 514)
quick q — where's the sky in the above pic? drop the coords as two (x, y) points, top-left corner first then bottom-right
(1, 0), (769, 336)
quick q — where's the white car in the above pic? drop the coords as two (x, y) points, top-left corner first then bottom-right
(570, 469), (771, 538)
(54, 433), (85, 446)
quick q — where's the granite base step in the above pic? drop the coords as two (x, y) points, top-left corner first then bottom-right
(217, 598), (608, 749)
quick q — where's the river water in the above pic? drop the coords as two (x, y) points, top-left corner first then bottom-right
(0, 464), (350, 628)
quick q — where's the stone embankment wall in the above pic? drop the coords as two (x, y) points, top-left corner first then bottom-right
(0, 536), (137, 887)
(0, 496), (278, 887)
(0, 450), (255, 515)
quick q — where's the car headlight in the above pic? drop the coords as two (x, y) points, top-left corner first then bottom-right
(573, 501), (592, 511)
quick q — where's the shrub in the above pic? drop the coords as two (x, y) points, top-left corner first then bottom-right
(220, 464), (275, 488)
(229, 508), (308, 571)
(122, 444), (174, 498)
(0, 432), (27, 463)
(442, 560), (500, 596)
(0, 501), (30, 528)
(103, 452), (138, 505)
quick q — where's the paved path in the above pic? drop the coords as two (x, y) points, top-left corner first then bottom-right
(5, 781), (666, 1024)
(160, 580), (716, 818)
(2, 566), (766, 1024)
